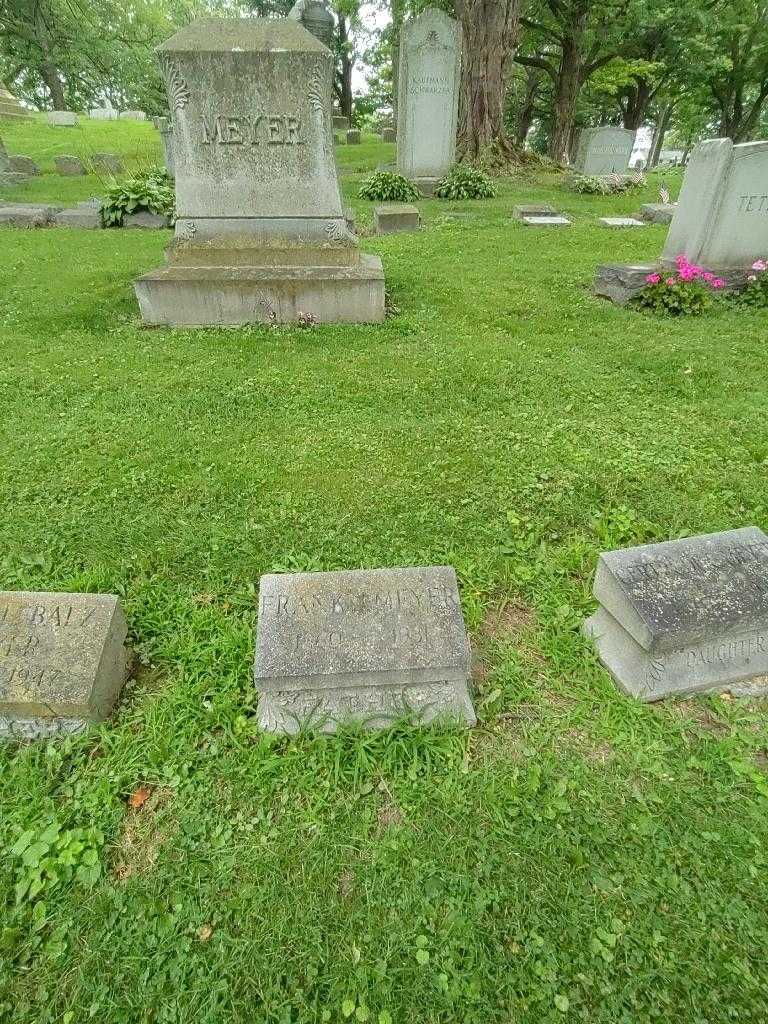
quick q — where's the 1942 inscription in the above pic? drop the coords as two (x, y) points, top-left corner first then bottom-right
(201, 114), (304, 146)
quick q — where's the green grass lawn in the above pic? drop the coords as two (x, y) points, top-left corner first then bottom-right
(1, 120), (767, 1024)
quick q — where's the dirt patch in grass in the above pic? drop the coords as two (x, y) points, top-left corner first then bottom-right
(376, 800), (405, 831)
(112, 788), (174, 882)
(654, 700), (732, 736)
(480, 597), (537, 642)
(566, 728), (615, 764)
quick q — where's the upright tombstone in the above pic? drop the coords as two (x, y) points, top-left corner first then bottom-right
(288, 0), (334, 47)
(0, 136), (27, 185)
(397, 7), (461, 192)
(572, 127), (635, 175)
(134, 18), (384, 325)
(0, 592), (130, 739)
(47, 111), (78, 127)
(89, 107), (119, 121)
(119, 110), (147, 121)
(662, 138), (768, 271)
(584, 527), (768, 701)
(153, 115), (176, 177)
(254, 566), (476, 733)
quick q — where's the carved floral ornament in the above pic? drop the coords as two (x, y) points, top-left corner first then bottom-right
(159, 55), (190, 112)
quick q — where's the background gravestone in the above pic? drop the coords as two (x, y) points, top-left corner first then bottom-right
(153, 116), (176, 177)
(662, 137), (768, 270)
(134, 18), (384, 325)
(254, 566), (476, 733)
(47, 111), (78, 127)
(0, 592), (130, 739)
(396, 7), (461, 191)
(572, 127), (635, 175)
(584, 527), (768, 701)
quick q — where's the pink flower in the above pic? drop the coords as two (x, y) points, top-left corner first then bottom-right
(702, 272), (715, 282)
(712, 278), (726, 289)
(645, 273), (661, 284)
(751, 259), (767, 272)
(666, 277), (676, 285)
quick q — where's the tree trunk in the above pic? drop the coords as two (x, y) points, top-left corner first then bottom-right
(391, 0), (405, 124)
(548, 35), (581, 164)
(649, 101), (672, 168)
(336, 14), (353, 120)
(514, 66), (541, 147)
(40, 61), (66, 109)
(454, 0), (522, 163)
(621, 78), (652, 130)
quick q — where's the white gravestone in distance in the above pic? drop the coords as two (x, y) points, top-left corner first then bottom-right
(134, 18), (384, 325)
(584, 527), (768, 701)
(662, 138), (768, 270)
(397, 7), (461, 190)
(254, 566), (476, 734)
(572, 127), (635, 175)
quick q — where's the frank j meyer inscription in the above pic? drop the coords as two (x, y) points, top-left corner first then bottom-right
(584, 527), (768, 700)
(254, 566), (476, 733)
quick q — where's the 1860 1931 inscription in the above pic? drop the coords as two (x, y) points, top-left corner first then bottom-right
(583, 527), (768, 700)
(0, 591), (130, 740)
(254, 566), (476, 733)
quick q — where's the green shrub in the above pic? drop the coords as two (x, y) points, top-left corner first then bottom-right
(570, 172), (646, 195)
(434, 164), (496, 200)
(101, 167), (175, 227)
(358, 171), (420, 202)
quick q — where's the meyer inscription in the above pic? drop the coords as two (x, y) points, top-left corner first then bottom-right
(200, 114), (304, 146)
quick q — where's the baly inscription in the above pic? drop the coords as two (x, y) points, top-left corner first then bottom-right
(0, 603), (96, 629)
(201, 114), (303, 146)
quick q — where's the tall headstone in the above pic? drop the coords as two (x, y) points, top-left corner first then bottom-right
(288, 0), (334, 47)
(396, 8), (461, 191)
(254, 566), (476, 733)
(153, 115), (176, 178)
(662, 138), (768, 270)
(0, 592), (130, 739)
(584, 528), (768, 701)
(572, 127), (635, 175)
(134, 18), (384, 325)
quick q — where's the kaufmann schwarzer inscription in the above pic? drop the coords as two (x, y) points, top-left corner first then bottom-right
(254, 566), (476, 733)
(584, 527), (768, 701)
(0, 592), (130, 739)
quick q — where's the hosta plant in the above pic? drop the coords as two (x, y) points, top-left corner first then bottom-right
(101, 168), (175, 227)
(358, 171), (420, 202)
(434, 165), (496, 199)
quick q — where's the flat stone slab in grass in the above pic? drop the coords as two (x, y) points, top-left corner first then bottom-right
(374, 203), (420, 234)
(0, 205), (60, 228)
(55, 207), (102, 229)
(47, 111), (78, 126)
(0, 592), (130, 740)
(584, 527), (768, 701)
(513, 203), (557, 219)
(521, 215), (571, 226)
(123, 211), (169, 229)
(9, 156), (39, 176)
(599, 217), (645, 228)
(640, 203), (676, 224)
(593, 262), (656, 304)
(254, 566), (476, 734)
(54, 155), (86, 176)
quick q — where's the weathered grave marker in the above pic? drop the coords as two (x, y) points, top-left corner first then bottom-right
(47, 111), (78, 127)
(254, 566), (476, 733)
(584, 527), (768, 701)
(572, 127), (635, 175)
(397, 7), (461, 193)
(0, 592), (130, 739)
(375, 203), (420, 233)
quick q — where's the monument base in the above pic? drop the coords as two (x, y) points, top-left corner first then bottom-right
(134, 254), (386, 326)
(594, 262), (754, 306)
(584, 607), (768, 702)
(413, 176), (440, 196)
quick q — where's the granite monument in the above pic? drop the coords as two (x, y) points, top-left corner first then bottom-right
(572, 127), (635, 175)
(134, 18), (384, 325)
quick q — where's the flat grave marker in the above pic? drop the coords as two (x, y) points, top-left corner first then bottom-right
(254, 566), (476, 733)
(0, 592), (130, 739)
(584, 527), (768, 701)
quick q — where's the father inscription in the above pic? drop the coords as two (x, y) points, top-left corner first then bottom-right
(254, 566), (476, 733)
(0, 592), (130, 739)
(584, 527), (768, 700)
